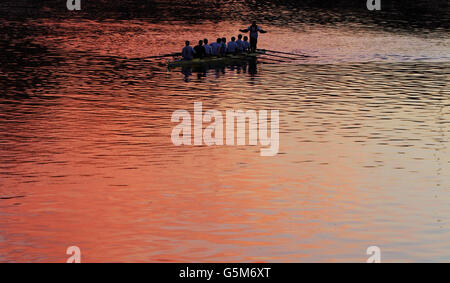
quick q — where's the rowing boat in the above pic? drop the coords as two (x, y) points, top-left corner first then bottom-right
(167, 52), (261, 68)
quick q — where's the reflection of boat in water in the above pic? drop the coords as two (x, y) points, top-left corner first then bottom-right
(178, 55), (259, 82)
(167, 52), (261, 68)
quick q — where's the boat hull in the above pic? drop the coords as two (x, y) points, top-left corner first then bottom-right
(168, 53), (260, 68)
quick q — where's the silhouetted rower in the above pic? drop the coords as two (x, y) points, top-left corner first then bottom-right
(243, 36), (250, 52)
(203, 38), (212, 56)
(236, 34), (244, 53)
(220, 38), (227, 56)
(210, 38), (221, 56)
(194, 40), (206, 58)
(182, 41), (195, 60)
(227, 37), (238, 54)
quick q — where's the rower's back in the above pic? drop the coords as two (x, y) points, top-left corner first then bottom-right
(210, 38), (221, 56)
(203, 38), (212, 56)
(236, 34), (244, 53)
(194, 40), (206, 59)
(220, 38), (227, 56)
(227, 37), (237, 54)
(182, 41), (194, 60)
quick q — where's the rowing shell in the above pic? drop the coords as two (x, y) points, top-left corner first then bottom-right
(167, 52), (261, 68)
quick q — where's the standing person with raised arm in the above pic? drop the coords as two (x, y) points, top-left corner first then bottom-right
(240, 21), (267, 53)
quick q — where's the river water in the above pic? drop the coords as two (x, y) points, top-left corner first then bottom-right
(0, 1), (449, 262)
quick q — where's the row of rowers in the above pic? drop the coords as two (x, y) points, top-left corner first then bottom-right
(182, 35), (252, 60)
(181, 21), (268, 60)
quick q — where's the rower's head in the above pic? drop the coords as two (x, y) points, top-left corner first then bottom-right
(198, 40), (203, 46)
(231, 37), (236, 42)
(252, 21), (257, 26)
(222, 37), (226, 43)
(185, 41), (190, 46)
(244, 36), (248, 42)
(238, 34), (243, 40)
(217, 38), (221, 43)
(204, 38), (208, 45)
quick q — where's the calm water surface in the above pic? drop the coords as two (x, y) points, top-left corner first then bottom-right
(0, 3), (449, 262)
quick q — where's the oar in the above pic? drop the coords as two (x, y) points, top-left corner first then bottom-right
(258, 60), (277, 65)
(257, 56), (288, 63)
(257, 52), (301, 60)
(143, 53), (181, 59)
(127, 53), (182, 61)
(258, 49), (311, 58)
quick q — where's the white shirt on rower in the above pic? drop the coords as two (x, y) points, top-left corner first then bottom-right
(243, 41), (250, 51)
(227, 41), (237, 53)
(210, 42), (220, 56)
(182, 46), (195, 60)
(220, 42), (227, 54)
(204, 44), (212, 56)
(236, 39), (243, 51)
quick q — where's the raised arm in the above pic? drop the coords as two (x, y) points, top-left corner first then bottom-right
(239, 28), (249, 33)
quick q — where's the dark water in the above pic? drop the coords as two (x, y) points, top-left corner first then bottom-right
(0, 1), (449, 262)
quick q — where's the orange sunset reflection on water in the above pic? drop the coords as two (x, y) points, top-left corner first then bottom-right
(0, 16), (449, 262)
